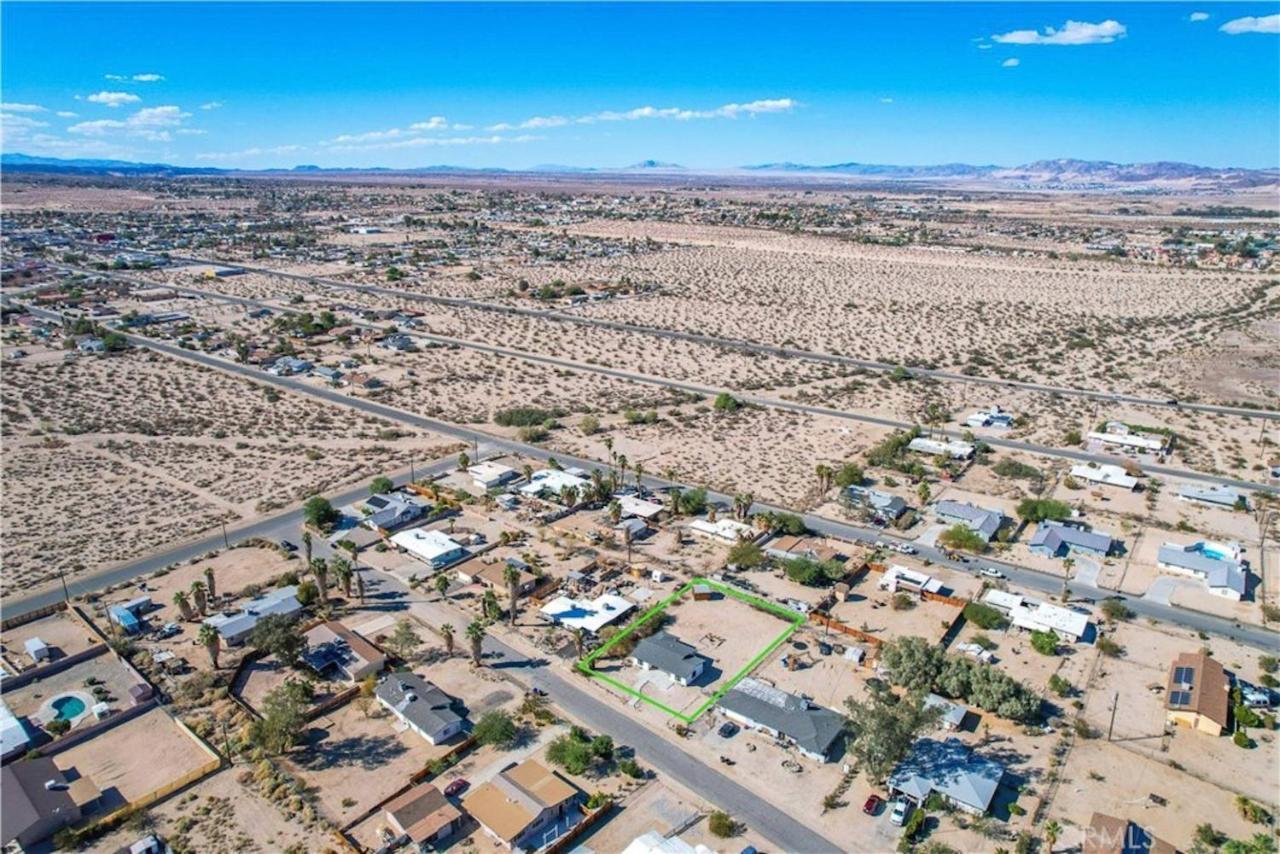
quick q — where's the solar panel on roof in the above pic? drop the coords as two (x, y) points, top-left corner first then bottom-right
(1173, 666), (1195, 686)
(1169, 690), (1192, 706)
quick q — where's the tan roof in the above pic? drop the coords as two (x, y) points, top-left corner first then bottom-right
(463, 760), (576, 843)
(1084, 813), (1176, 854)
(384, 783), (460, 843)
(305, 621), (386, 670)
(476, 563), (536, 590)
(1165, 652), (1230, 728)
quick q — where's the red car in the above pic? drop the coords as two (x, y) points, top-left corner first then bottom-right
(863, 795), (884, 816)
(444, 779), (469, 797)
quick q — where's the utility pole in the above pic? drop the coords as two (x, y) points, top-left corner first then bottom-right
(59, 568), (70, 604)
(1107, 691), (1119, 741)
(409, 455), (415, 484)
(220, 519), (229, 549)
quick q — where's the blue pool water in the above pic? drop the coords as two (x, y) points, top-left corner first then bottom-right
(51, 696), (86, 722)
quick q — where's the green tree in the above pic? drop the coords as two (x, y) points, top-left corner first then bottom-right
(440, 623), (455, 657)
(249, 678), (313, 755)
(834, 463), (865, 489)
(388, 618), (423, 661)
(474, 710), (519, 748)
(504, 564), (522, 626)
(708, 811), (742, 838)
(546, 733), (594, 774)
(1030, 631), (1059, 656)
(173, 590), (195, 621)
(369, 475), (394, 495)
(198, 623), (221, 669)
(303, 496), (339, 530)
(466, 621), (486, 667)
(1016, 498), (1072, 524)
(844, 690), (943, 783)
(712, 393), (740, 412)
(938, 525), (987, 553)
(250, 614), (304, 666)
(727, 539), (765, 570)
(435, 572), (451, 600)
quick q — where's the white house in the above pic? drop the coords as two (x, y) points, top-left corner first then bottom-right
(519, 469), (591, 503)
(1070, 463), (1138, 491)
(908, 437), (975, 460)
(469, 460), (518, 491)
(983, 590), (1090, 642)
(687, 517), (755, 543)
(376, 675), (466, 745)
(1087, 422), (1167, 454)
(879, 565), (942, 595)
(1157, 540), (1248, 600)
(390, 528), (468, 569)
(539, 593), (635, 634)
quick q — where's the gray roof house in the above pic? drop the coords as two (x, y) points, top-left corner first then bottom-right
(204, 585), (302, 646)
(362, 492), (426, 531)
(925, 693), (968, 730)
(847, 486), (907, 520)
(1178, 484), (1244, 510)
(1029, 520), (1116, 559)
(718, 678), (844, 762)
(1157, 542), (1248, 600)
(377, 674), (466, 745)
(888, 738), (1005, 815)
(935, 501), (1004, 542)
(630, 632), (706, 685)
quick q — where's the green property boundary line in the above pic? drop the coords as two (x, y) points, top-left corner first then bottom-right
(575, 576), (804, 724)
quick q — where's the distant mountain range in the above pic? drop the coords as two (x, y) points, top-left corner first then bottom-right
(2, 152), (1275, 188)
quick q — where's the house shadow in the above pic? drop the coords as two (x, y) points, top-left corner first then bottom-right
(295, 730), (409, 771)
(987, 779), (1026, 822)
(689, 662), (724, 689)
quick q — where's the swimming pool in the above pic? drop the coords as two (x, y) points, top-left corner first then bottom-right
(51, 695), (86, 722)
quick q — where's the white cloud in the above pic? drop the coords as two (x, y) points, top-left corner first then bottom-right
(409, 116), (448, 131)
(331, 127), (405, 144)
(976, 43), (993, 49)
(1, 114), (50, 130)
(69, 105), (192, 141)
(328, 134), (540, 153)
(992, 19), (1126, 45)
(328, 116), (473, 145)
(194, 145), (304, 162)
(104, 74), (126, 81)
(0, 102), (46, 113)
(56, 111), (78, 118)
(1189, 12), (1210, 22)
(489, 97), (797, 131)
(200, 101), (224, 111)
(87, 91), (141, 108)
(1220, 14), (1279, 34)
(880, 97), (895, 104)
(1002, 57), (1021, 67)
(132, 73), (164, 82)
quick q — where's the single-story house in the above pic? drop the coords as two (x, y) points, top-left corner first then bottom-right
(108, 595), (153, 635)
(1070, 463), (1138, 491)
(925, 693), (968, 731)
(24, 637), (51, 663)
(1084, 813), (1176, 854)
(718, 677), (845, 763)
(1087, 423), (1168, 454)
(1178, 484), (1244, 510)
(879, 565), (942, 595)
(846, 485), (908, 521)
(302, 621), (386, 682)
(687, 517), (755, 544)
(539, 594), (635, 635)
(1157, 541), (1248, 600)
(982, 590), (1090, 642)
(383, 783), (464, 851)
(887, 738), (1004, 815)
(470, 460), (518, 491)
(764, 534), (846, 565)
(391, 528), (468, 569)
(377, 675), (467, 745)
(76, 336), (106, 354)
(622, 831), (716, 854)
(1, 699), (31, 762)
(614, 494), (666, 521)
(266, 356), (312, 376)
(313, 366), (343, 383)
(908, 437), (975, 460)
(464, 760), (580, 851)
(629, 631), (706, 686)
(963, 406), (1014, 429)
(1029, 520), (1117, 559)
(519, 469), (591, 504)
(472, 561), (539, 596)
(1, 758), (101, 849)
(203, 585), (302, 646)
(1165, 652), (1230, 736)
(362, 492), (426, 531)
(935, 501), (1004, 542)
(614, 517), (650, 541)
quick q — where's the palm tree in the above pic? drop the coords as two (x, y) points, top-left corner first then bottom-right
(355, 569), (366, 602)
(816, 463), (833, 492)
(204, 567), (216, 600)
(669, 486), (683, 517)
(312, 559), (329, 604)
(198, 624), (221, 669)
(440, 623), (455, 657)
(504, 565), (521, 626)
(173, 591), (194, 621)
(190, 581), (208, 616)
(608, 499), (622, 524)
(331, 557), (353, 598)
(707, 504), (718, 522)
(617, 454), (629, 485)
(458, 451), (470, 471)
(622, 523), (634, 564)
(1044, 820), (1062, 852)
(602, 436), (614, 456)
(465, 621), (485, 667)
(633, 461), (645, 493)
(590, 469), (606, 502)
(572, 628), (586, 659)
(521, 463), (534, 483)
(1061, 558), (1075, 602)
(302, 530), (312, 568)
(435, 573), (450, 600)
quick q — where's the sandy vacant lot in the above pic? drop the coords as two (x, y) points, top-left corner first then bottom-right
(0, 348), (457, 595)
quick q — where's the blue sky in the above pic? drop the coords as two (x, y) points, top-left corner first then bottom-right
(2, 2), (1277, 169)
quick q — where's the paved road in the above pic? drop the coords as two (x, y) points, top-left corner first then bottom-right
(17, 321), (1272, 652)
(36, 266), (1280, 496)
(52, 242), (1280, 422)
(366, 571), (844, 853)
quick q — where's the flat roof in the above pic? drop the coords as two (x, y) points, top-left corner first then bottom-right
(391, 528), (465, 562)
(539, 593), (635, 633)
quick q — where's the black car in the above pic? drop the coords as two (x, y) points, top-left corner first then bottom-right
(279, 540), (298, 552)
(718, 722), (739, 738)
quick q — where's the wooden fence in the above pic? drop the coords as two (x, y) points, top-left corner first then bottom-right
(1, 600), (67, 632)
(0, 643), (109, 693)
(546, 802), (614, 854)
(808, 612), (883, 647)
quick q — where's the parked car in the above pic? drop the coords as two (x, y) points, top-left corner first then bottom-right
(443, 778), (469, 797)
(718, 721), (739, 738)
(279, 540), (298, 552)
(863, 794), (884, 816)
(155, 623), (181, 639)
(889, 800), (912, 826)
(894, 543), (917, 555)
(979, 566), (1004, 579)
